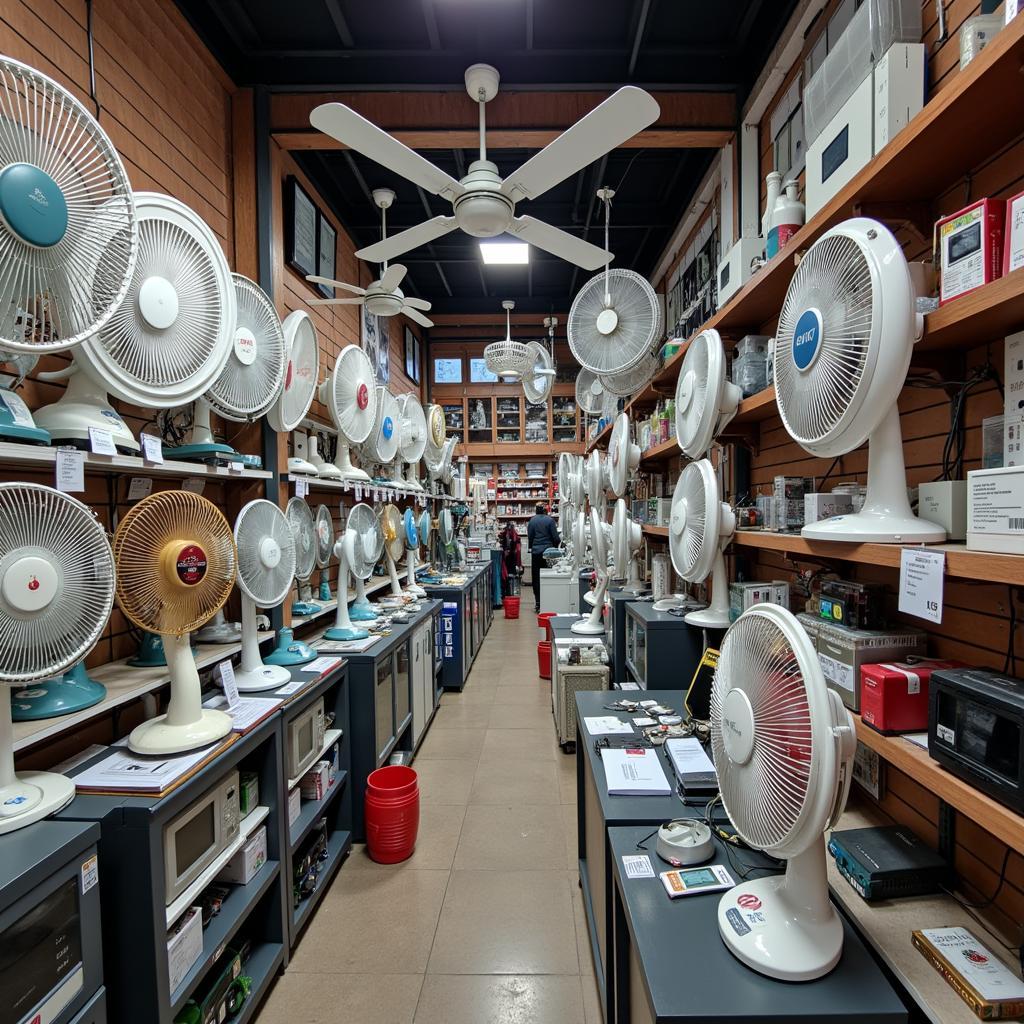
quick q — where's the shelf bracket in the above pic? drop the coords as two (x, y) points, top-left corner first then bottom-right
(852, 201), (933, 246)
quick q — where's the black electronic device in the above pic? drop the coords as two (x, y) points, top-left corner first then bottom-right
(684, 647), (718, 722)
(928, 667), (1024, 814)
(828, 825), (949, 901)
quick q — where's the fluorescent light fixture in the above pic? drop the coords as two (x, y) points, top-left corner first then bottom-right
(479, 241), (529, 265)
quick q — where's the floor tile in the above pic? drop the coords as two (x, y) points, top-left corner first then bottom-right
(492, 684), (553, 706)
(480, 727), (558, 762)
(488, 701), (556, 729)
(433, 701), (492, 729)
(560, 803), (579, 869)
(257, 973), (423, 1024)
(416, 726), (486, 760)
(453, 804), (568, 871)
(581, 971), (603, 1024)
(414, 975), (585, 1024)
(413, 758), (478, 805)
(469, 757), (561, 805)
(347, 803), (466, 870)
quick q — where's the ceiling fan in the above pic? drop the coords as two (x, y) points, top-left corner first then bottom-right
(309, 64), (660, 271)
(308, 188), (434, 327)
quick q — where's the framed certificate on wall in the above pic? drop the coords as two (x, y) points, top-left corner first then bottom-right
(316, 214), (336, 298)
(284, 176), (317, 280)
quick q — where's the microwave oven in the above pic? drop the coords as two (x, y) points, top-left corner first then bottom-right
(288, 697), (326, 779)
(163, 770), (241, 904)
(928, 667), (1024, 813)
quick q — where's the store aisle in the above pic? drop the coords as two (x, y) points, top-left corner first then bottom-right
(255, 611), (600, 1024)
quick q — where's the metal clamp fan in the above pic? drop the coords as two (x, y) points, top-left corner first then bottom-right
(568, 189), (662, 376)
(318, 343), (378, 481)
(362, 386), (400, 483)
(230, 500), (297, 691)
(350, 506), (384, 621)
(675, 329), (741, 459)
(269, 310), (321, 455)
(403, 508), (428, 597)
(669, 459), (735, 629)
(713, 604), (856, 981)
(114, 491), (237, 754)
(315, 504), (335, 602)
(523, 340), (555, 405)
(326, 503), (381, 640)
(287, 498), (320, 616)
(484, 300), (532, 379)
(608, 412), (640, 498)
(572, 509), (609, 635)
(379, 503), (407, 600)
(398, 393), (428, 490)
(0, 485), (114, 830)
(775, 218), (943, 543)
(612, 497), (646, 595)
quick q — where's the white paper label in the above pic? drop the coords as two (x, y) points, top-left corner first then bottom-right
(937, 723), (955, 744)
(818, 652), (854, 693)
(183, 477), (205, 494)
(218, 660), (240, 709)
(898, 548), (945, 624)
(88, 426), (117, 456)
(299, 656), (342, 674)
(0, 389), (33, 427)
(295, 477), (309, 498)
(127, 477), (152, 502)
(229, 461), (244, 473)
(141, 433), (164, 463)
(355, 484), (363, 500)
(80, 854), (99, 894)
(374, 488), (381, 502)
(622, 854), (655, 879)
(55, 447), (85, 493)
(276, 680), (306, 696)
(969, 471), (1024, 533)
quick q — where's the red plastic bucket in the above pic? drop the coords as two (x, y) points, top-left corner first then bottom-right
(503, 596), (520, 619)
(365, 765), (419, 864)
(537, 640), (552, 679)
(537, 611), (557, 639)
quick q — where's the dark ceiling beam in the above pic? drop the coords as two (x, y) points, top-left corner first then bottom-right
(421, 0), (441, 49)
(452, 148), (466, 177)
(476, 264), (489, 298)
(627, 0), (654, 79)
(217, 0), (260, 49)
(733, 0), (767, 58)
(323, 0), (355, 48)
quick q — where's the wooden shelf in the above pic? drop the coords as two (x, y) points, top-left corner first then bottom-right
(731, 387), (777, 425)
(731, 530), (1024, 585)
(642, 525), (668, 538)
(853, 717), (1024, 855)
(287, 475), (455, 502)
(639, 436), (680, 465)
(920, 271), (1024, 352)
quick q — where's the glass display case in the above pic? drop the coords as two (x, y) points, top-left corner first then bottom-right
(524, 402), (548, 443)
(625, 610), (647, 684)
(467, 397), (492, 443)
(552, 396), (577, 443)
(496, 396), (521, 443)
(442, 402), (465, 443)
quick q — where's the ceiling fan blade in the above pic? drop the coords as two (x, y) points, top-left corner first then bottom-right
(356, 216), (458, 263)
(310, 103), (466, 201)
(508, 216), (612, 271)
(402, 296), (432, 311)
(378, 263), (407, 292)
(308, 296), (366, 306)
(306, 274), (366, 296)
(403, 306), (434, 329)
(500, 86), (660, 203)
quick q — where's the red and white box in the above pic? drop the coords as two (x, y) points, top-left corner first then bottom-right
(937, 199), (1005, 304)
(860, 659), (964, 734)
(1004, 189), (1024, 278)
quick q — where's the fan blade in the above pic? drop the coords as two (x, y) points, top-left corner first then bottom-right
(377, 263), (407, 292)
(310, 103), (466, 200)
(500, 87), (660, 202)
(403, 306), (434, 329)
(306, 275), (366, 296)
(403, 296), (432, 311)
(356, 216), (458, 263)
(309, 296), (366, 306)
(508, 216), (612, 271)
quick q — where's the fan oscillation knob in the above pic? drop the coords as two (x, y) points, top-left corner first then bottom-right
(2, 555), (58, 613)
(722, 687), (756, 765)
(259, 537), (281, 569)
(138, 276), (180, 330)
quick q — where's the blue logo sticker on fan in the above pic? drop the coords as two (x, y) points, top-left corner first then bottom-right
(792, 308), (823, 372)
(382, 416), (394, 440)
(0, 163), (68, 248)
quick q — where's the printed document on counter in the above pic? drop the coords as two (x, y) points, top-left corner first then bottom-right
(602, 747), (671, 796)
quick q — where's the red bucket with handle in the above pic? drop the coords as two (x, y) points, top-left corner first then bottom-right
(503, 596), (520, 619)
(365, 765), (419, 864)
(538, 640), (552, 679)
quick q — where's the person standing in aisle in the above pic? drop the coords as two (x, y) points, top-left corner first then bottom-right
(498, 521), (523, 598)
(527, 502), (560, 613)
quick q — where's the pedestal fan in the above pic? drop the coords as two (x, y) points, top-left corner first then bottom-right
(379, 503), (408, 599)
(362, 386), (400, 483)
(318, 344), (378, 481)
(403, 508), (428, 597)
(231, 499), (297, 692)
(287, 498), (320, 616)
(713, 604), (855, 980)
(675, 329), (741, 459)
(571, 509), (608, 635)
(113, 490), (237, 754)
(0, 484), (115, 830)
(612, 498), (646, 595)
(349, 505), (384, 621)
(315, 504), (335, 602)
(326, 503), (383, 640)
(398, 394), (428, 490)
(269, 310), (321, 471)
(669, 459), (735, 629)
(608, 412), (640, 498)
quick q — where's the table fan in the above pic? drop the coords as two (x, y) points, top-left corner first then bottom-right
(669, 459), (736, 629)
(351, 507), (384, 621)
(568, 189), (661, 377)
(288, 428), (320, 477)
(318, 343), (378, 481)
(113, 490), (237, 754)
(362, 386), (400, 483)
(612, 498), (646, 595)
(523, 340), (555, 405)
(326, 503), (382, 640)
(608, 412), (640, 498)
(0, 484), (115, 830)
(437, 506), (457, 570)
(424, 403), (447, 461)
(36, 192), (233, 454)
(774, 217), (944, 542)
(379, 503), (408, 599)
(315, 504), (335, 602)
(675, 329), (741, 459)
(572, 509), (608, 635)
(398, 393), (428, 490)
(174, 273), (285, 466)
(575, 369), (604, 418)
(403, 508), (428, 597)
(287, 497), (321, 616)
(269, 309), (321, 468)
(712, 603), (856, 981)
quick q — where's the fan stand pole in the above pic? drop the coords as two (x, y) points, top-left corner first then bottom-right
(684, 544), (732, 629)
(334, 440), (369, 481)
(386, 553), (404, 597)
(190, 398), (216, 447)
(0, 697), (17, 789)
(351, 573), (379, 621)
(406, 549), (426, 597)
(234, 595), (290, 688)
(163, 633), (204, 726)
(326, 547), (369, 640)
(572, 570), (608, 634)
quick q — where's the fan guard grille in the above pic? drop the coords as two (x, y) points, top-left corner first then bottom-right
(380, 504), (405, 562)
(600, 350), (658, 398)
(575, 369), (604, 415)
(669, 460), (709, 582)
(314, 504), (334, 568)
(330, 344), (377, 444)
(235, 499), (296, 606)
(523, 341), (554, 404)
(484, 338), (532, 378)
(286, 497), (317, 580)
(269, 310), (319, 433)
(346, 502), (381, 579)
(398, 393), (427, 462)
(365, 387), (400, 464)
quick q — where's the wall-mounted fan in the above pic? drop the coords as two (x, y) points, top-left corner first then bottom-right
(600, 350), (659, 399)
(269, 309), (320, 440)
(572, 509), (608, 635)
(311, 65), (658, 270)
(612, 497), (645, 595)
(523, 340), (555, 405)
(669, 459), (735, 629)
(608, 412), (640, 498)
(362, 385), (400, 482)
(575, 368), (604, 417)
(585, 449), (608, 512)
(231, 499), (297, 691)
(775, 218), (944, 543)
(675, 329), (741, 459)
(114, 491), (237, 753)
(326, 503), (380, 641)
(318, 343), (378, 481)
(713, 604), (855, 980)
(484, 300), (532, 379)
(379, 503), (407, 598)
(315, 504), (335, 602)
(0, 485), (114, 831)
(286, 498), (320, 616)
(397, 393), (428, 490)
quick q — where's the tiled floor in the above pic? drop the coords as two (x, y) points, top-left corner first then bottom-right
(255, 609), (602, 1024)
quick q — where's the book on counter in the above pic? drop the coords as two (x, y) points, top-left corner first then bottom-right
(602, 747), (671, 796)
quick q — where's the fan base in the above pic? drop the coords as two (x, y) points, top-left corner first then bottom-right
(287, 457), (319, 476)
(0, 773), (75, 835)
(11, 669), (105, 721)
(718, 876), (843, 982)
(234, 663), (292, 692)
(325, 624), (369, 641)
(263, 629), (317, 666)
(128, 709), (232, 755)
(571, 618), (605, 635)
(315, 464), (343, 480)
(684, 606), (730, 629)
(336, 466), (371, 481)
(802, 511), (946, 544)
(406, 584), (426, 597)
(350, 599), (379, 622)
(194, 620), (241, 644)
(173, 442), (239, 464)
(0, 418), (50, 445)
(292, 601), (322, 616)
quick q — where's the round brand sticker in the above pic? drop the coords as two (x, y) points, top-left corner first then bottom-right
(792, 307), (823, 372)
(737, 893), (762, 911)
(964, 949), (989, 964)
(357, 383), (369, 410)
(175, 544), (208, 585)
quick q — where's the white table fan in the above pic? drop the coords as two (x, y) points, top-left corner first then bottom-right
(315, 504), (335, 602)
(403, 507), (428, 597)
(351, 507), (385, 620)
(269, 309), (322, 477)
(612, 497), (645, 594)
(572, 508), (608, 635)
(608, 412), (640, 498)
(287, 497), (320, 616)
(675, 329), (741, 458)
(306, 427), (342, 480)
(0, 484), (115, 832)
(325, 503), (380, 641)
(669, 459), (735, 629)
(317, 343), (378, 481)
(379, 504), (408, 598)
(362, 385), (401, 483)
(774, 218), (944, 543)
(398, 393), (428, 490)
(713, 604), (856, 981)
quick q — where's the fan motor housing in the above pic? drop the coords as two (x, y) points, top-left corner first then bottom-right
(364, 291), (404, 318)
(0, 162), (68, 248)
(454, 162), (514, 237)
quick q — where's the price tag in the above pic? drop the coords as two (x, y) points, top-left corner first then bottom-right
(343, 479), (351, 492)
(295, 477), (309, 498)
(55, 447), (85, 493)
(354, 484), (363, 500)
(228, 461), (244, 473)
(218, 660), (240, 709)
(88, 427), (117, 456)
(183, 477), (205, 494)
(127, 477), (152, 502)
(622, 854), (655, 879)
(140, 433), (163, 463)
(80, 854), (99, 894)
(898, 548), (945, 624)
(373, 488), (381, 502)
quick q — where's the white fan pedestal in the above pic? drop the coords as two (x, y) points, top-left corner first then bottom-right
(128, 634), (233, 754)
(195, 609), (241, 644)
(325, 546), (369, 641)
(683, 548), (731, 629)
(718, 844), (843, 982)
(234, 596), (291, 691)
(572, 573), (608, 634)
(34, 365), (140, 453)
(174, 398), (240, 464)
(309, 435), (342, 480)
(802, 407), (946, 543)
(333, 441), (370, 481)
(385, 553), (406, 599)
(406, 550), (426, 597)
(350, 574), (379, 622)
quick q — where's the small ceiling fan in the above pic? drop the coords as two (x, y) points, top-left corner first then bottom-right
(307, 189), (434, 328)
(310, 65), (660, 271)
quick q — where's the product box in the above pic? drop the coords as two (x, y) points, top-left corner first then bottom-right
(1005, 331), (1024, 420)
(729, 581), (789, 621)
(819, 579), (887, 630)
(167, 905), (203, 993)
(1004, 189), (1024, 277)
(860, 659), (964, 734)
(300, 759), (332, 801)
(918, 480), (968, 540)
(804, 492), (854, 525)
(983, 415), (1005, 468)
(813, 620), (928, 712)
(287, 784), (301, 828)
(239, 771), (259, 815)
(216, 824), (267, 884)
(967, 465), (1024, 554)
(937, 198), (1005, 304)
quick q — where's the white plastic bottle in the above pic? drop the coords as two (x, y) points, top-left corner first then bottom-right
(762, 171), (782, 238)
(766, 179), (805, 259)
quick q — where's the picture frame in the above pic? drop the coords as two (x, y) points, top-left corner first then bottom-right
(284, 176), (318, 280)
(363, 304), (388, 383)
(315, 214), (336, 298)
(404, 326), (421, 384)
